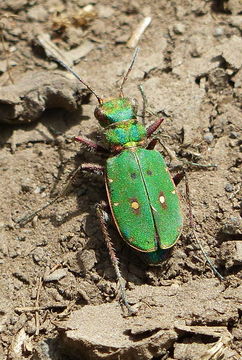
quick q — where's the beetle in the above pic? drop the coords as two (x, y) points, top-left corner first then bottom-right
(65, 52), (184, 314)
(17, 50), (221, 315)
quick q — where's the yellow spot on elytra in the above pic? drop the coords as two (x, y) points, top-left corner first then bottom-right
(131, 201), (139, 209)
(171, 190), (176, 194)
(109, 178), (113, 183)
(159, 195), (165, 204)
(114, 202), (119, 206)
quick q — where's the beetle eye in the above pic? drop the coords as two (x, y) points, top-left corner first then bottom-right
(94, 106), (109, 127)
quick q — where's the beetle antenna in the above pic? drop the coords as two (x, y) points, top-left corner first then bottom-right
(54, 58), (102, 104)
(119, 47), (140, 98)
(138, 84), (147, 126)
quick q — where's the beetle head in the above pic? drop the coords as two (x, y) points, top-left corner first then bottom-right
(94, 97), (138, 128)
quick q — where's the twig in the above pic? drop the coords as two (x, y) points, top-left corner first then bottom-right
(15, 304), (67, 313)
(127, 17), (152, 48)
(35, 277), (42, 335)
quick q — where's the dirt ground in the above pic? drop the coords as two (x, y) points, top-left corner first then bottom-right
(0, 1), (241, 359)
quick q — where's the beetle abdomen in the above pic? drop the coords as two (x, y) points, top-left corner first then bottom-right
(106, 148), (183, 253)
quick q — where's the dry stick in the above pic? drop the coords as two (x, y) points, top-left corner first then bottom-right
(184, 173), (224, 281)
(127, 17), (152, 48)
(35, 277), (42, 336)
(15, 304), (67, 313)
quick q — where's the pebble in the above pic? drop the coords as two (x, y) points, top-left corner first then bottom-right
(20, 179), (33, 193)
(204, 133), (214, 144)
(221, 216), (241, 235)
(27, 5), (49, 22)
(214, 27), (224, 37)
(78, 249), (97, 275)
(43, 268), (68, 282)
(32, 247), (45, 263)
(225, 183), (234, 193)
(173, 23), (185, 34)
(229, 131), (239, 139)
(98, 5), (114, 18)
(16, 236), (26, 242)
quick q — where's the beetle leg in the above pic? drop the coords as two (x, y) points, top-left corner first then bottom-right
(96, 201), (137, 316)
(16, 163), (105, 226)
(80, 163), (105, 176)
(146, 118), (164, 138)
(173, 171), (185, 186)
(146, 138), (159, 150)
(75, 136), (108, 153)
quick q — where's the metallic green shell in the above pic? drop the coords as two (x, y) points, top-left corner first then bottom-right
(104, 120), (147, 146)
(106, 148), (183, 253)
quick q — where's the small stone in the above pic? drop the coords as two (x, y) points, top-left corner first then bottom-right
(173, 23), (186, 34)
(229, 131), (239, 139)
(214, 27), (224, 37)
(20, 178), (33, 193)
(13, 272), (30, 284)
(9, 247), (21, 258)
(98, 5), (114, 18)
(77, 249), (97, 275)
(204, 133), (214, 144)
(65, 27), (84, 48)
(190, 46), (202, 58)
(27, 5), (48, 22)
(229, 15), (242, 31)
(220, 241), (242, 268)
(235, 242), (242, 264)
(43, 268), (68, 282)
(226, 0), (242, 15)
(0, 60), (8, 74)
(16, 236), (26, 242)
(225, 183), (234, 192)
(221, 216), (242, 235)
(0, 233), (8, 257)
(32, 247), (45, 263)
(34, 186), (46, 194)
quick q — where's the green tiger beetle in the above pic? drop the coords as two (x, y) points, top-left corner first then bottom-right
(17, 49), (223, 315)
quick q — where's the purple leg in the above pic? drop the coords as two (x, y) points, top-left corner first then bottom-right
(173, 171), (185, 186)
(146, 118), (164, 138)
(146, 138), (159, 150)
(75, 136), (108, 153)
(96, 201), (137, 316)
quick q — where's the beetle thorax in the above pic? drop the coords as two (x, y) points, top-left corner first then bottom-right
(104, 119), (147, 147)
